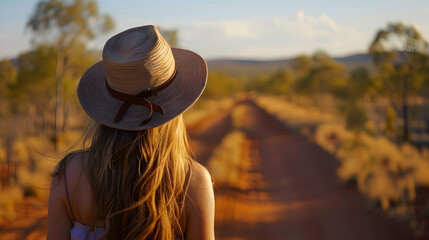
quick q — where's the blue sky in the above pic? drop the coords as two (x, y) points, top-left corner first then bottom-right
(1, 0), (429, 60)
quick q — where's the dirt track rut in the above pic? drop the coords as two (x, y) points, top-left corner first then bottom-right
(0, 98), (422, 240)
(189, 99), (421, 240)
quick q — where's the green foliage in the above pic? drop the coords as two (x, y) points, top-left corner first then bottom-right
(159, 28), (178, 47)
(384, 106), (397, 134)
(202, 72), (245, 99)
(265, 69), (294, 95)
(247, 74), (269, 92)
(28, 0), (114, 46)
(26, 0), (115, 101)
(0, 60), (17, 116)
(27, 0), (115, 148)
(0, 60), (17, 98)
(289, 55), (312, 79)
(63, 47), (99, 104)
(295, 53), (348, 97)
(369, 22), (429, 142)
(247, 69), (294, 95)
(7, 44), (98, 112)
(369, 22), (429, 98)
(369, 22), (428, 65)
(12, 45), (57, 104)
(347, 67), (379, 99)
(338, 99), (368, 132)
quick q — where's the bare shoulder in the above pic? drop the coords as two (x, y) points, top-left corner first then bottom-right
(188, 161), (213, 191)
(48, 152), (84, 239)
(184, 161), (215, 239)
(65, 151), (85, 173)
(50, 152), (85, 201)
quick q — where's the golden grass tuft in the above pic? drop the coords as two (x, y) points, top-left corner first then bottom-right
(183, 98), (234, 126)
(231, 104), (248, 129)
(207, 130), (247, 189)
(0, 186), (23, 219)
(256, 95), (343, 134)
(256, 94), (429, 212)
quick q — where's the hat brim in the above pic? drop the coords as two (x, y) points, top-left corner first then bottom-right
(77, 48), (208, 131)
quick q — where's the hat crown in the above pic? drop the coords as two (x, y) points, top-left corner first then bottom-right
(102, 25), (176, 95)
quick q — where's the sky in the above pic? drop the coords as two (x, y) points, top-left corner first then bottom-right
(1, 0), (429, 60)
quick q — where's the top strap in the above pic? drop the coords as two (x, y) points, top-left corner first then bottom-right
(64, 168), (76, 222)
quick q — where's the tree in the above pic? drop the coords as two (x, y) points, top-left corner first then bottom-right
(290, 55), (312, 80)
(203, 72), (244, 99)
(27, 0), (114, 149)
(12, 45), (57, 105)
(0, 60), (17, 175)
(369, 22), (429, 141)
(0, 60), (17, 116)
(159, 28), (178, 47)
(9, 45), (98, 136)
(338, 99), (368, 133)
(295, 52), (348, 99)
(384, 106), (397, 138)
(348, 67), (379, 99)
(265, 69), (294, 95)
(247, 74), (270, 93)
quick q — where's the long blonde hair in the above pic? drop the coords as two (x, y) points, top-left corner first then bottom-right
(53, 114), (193, 239)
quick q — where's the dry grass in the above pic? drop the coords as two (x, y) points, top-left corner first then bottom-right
(257, 94), (429, 212)
(0, 97), (234, 220)
(231, 104), (248, 129)
(18, 168), (51, 200)
(207, 103), (252, 189)
(256, 95), (343, 135)
(0, 128), (86, 219)
(207, 130), (247, 189)
(315, 123), (429, 210)
(0, 186), (23, 219)
(183, 98), (234, 126)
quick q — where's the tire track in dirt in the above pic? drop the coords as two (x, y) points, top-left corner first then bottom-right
(195, 99), (423, 240)
(187, 104), (235, 166)
(0, 98), (423, 240)
(0, 199), (48, 240)
(0, 104), (235, 240)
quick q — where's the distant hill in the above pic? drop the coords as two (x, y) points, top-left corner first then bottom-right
(207, 53), (374, 77)
(333, 53), (374, 72)
(5, 52), (374, 78)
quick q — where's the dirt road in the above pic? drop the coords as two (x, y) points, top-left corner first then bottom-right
(0, 98), (423, 239)
(189, 99), (422, 240)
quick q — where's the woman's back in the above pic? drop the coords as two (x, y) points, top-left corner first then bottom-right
(48, 151), (214, 239)
(47, 25), (214, 240)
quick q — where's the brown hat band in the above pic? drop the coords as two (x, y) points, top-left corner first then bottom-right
(105, 65), (177, 126)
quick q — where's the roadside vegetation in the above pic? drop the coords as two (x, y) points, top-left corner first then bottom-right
(1, 0), (429, 236)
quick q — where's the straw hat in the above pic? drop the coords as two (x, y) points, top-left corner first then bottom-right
(77, 25), (207, 131)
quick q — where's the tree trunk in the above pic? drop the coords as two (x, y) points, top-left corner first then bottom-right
(403, 75), (409, 142)
(27, 104), (36, 136)
(5, 134), (12, 187)
(53, 53), (64, 151)
(62, 103), (68, 133)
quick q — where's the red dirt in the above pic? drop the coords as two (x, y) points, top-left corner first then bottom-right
(0, 198), (48, 240)
(189, 99), (425, 240)
(0, 98), (425, 239)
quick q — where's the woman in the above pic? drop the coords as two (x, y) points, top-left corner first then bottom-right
(47, 25), (215, 240)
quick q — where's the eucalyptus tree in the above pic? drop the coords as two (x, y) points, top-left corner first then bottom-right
(27, 0), (114, 149)
(296, 51), (348, 100)
(0, 60), (16, 116)
(369, 22), (429, 141)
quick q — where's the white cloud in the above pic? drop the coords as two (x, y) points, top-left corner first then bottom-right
(182, 20), (258, 40)
(273, 10), (357, 40)
(167, 10), (364, 59)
